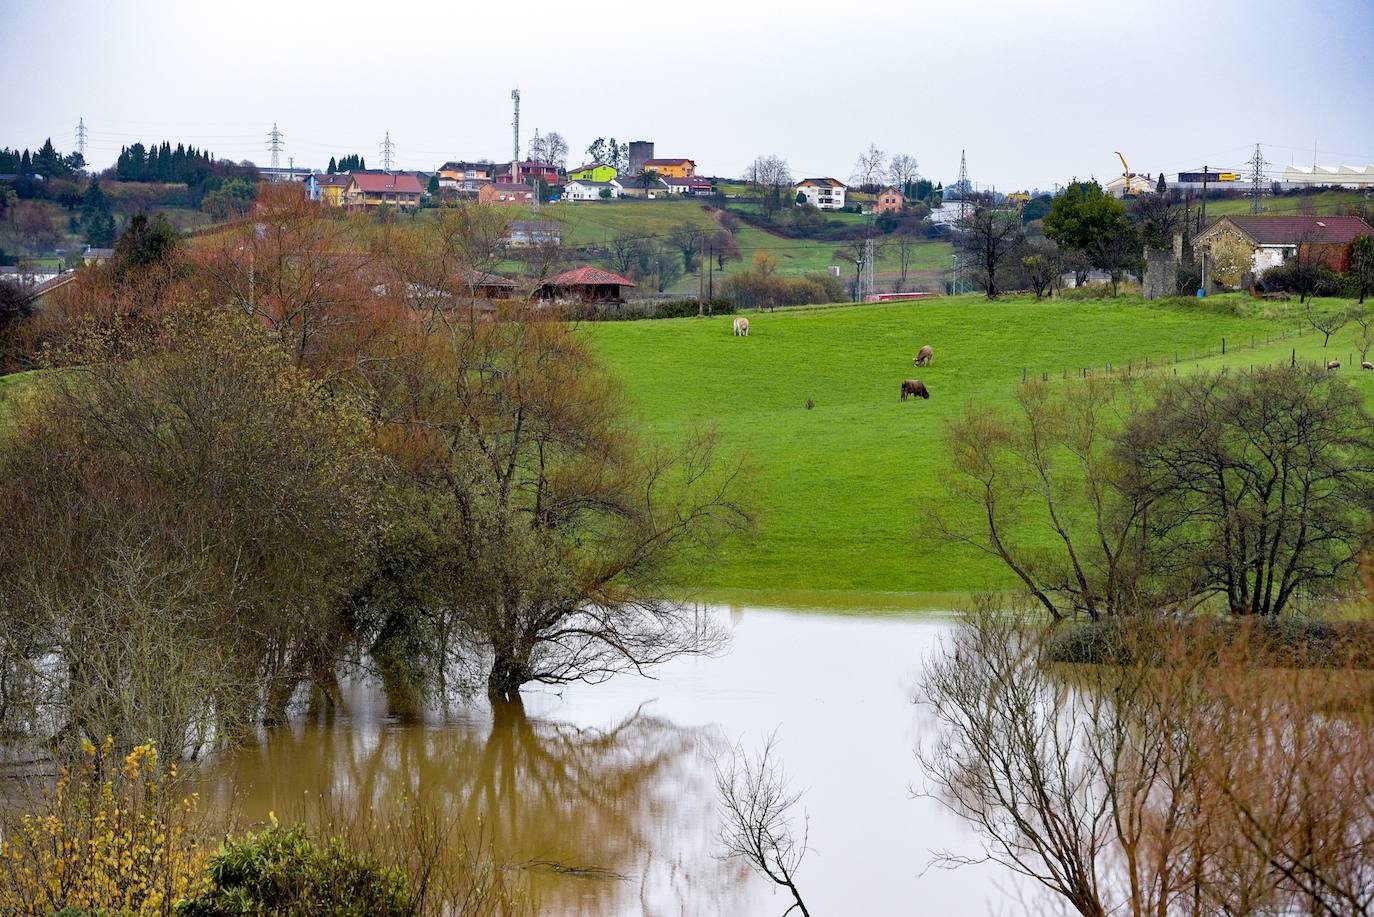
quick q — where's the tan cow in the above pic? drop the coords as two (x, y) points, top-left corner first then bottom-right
(733, 316), (750, 336)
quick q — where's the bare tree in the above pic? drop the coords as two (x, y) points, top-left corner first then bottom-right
(956, 207), (1024, 299)
(746, 155), (793, 221)
(1022, 239), (1061, 300)
(939, 377), (1153, 621)
(670, 222), (703, 272)
(891, 230), (919, 288)
(1354, 309), (1374, 364)
(886, 153), (920, 194)
(851, 142), (886, 189)
(1123, 364), (1374, 616)
(526, 130), (568, 169)
(715, 735), (812, 917)
(1305, 299), (1349, 346)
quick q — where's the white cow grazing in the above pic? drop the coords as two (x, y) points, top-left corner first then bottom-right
(733, 316), (750, 337)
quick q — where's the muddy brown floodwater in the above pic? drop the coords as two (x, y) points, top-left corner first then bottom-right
(198, 604), (1037, 916)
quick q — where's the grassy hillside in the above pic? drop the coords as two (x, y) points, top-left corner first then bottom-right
(1203, 189), (1370, 218)
(477, 198), (952, 293)
(586, 293), (1371, 595)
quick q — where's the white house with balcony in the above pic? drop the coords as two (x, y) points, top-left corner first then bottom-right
(796, 177), (847, 211)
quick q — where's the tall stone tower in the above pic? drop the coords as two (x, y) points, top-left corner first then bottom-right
(628, 140), (654, 176)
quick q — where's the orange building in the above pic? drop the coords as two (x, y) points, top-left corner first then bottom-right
(873, 186), (905, 215)
(642, 158), (695, 178)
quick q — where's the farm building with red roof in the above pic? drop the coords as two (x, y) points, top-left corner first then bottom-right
(536, 265), (637, 305)
(1196, 214), (1373, 276)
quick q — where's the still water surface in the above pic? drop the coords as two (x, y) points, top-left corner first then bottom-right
(201, 605), (1030, 915)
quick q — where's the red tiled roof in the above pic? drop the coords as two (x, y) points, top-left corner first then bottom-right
(542, 265), (637, 288)
(1226, 215), (1373, 245)
(349, 172), (424, 194)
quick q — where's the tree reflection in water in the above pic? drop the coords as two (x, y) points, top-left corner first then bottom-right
(199, 694), (762, 916)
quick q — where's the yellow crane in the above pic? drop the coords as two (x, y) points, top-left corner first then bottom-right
(1115, 150), (1134, 197)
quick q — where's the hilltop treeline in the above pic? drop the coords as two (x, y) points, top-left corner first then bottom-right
(114, 141), (216, 183)
(0, 139), (84, 178)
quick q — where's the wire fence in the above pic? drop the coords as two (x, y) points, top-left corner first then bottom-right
(1015, 321), (1369, 385)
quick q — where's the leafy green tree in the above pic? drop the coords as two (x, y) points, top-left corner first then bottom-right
(1021, 194), (1053, 225)
(1043, 181), (1139, 294)
(113, 213), (179, 278)
(1350, 235), (1374, 304)
(32, 138), (68, 177)
(79, 177), (116, 247)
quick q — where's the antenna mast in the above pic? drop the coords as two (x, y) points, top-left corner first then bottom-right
(511, 89), (521, 164)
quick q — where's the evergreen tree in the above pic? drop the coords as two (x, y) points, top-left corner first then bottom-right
(33, 138), (66, 177)
(19, 150), (31, 174)
(80, 178), (117, 247)
(427, 173), (439, 195)
(1156, 173), (1167, 194)
(327, 156), (337, 174)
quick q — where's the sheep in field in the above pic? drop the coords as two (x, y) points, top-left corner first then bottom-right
(733, 317), (750, 337)
(900, 379), (930, 401)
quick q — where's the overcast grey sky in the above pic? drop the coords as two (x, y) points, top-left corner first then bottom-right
(3, 0), (1372, 190)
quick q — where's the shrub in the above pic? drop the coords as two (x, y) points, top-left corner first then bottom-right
(177, 822), (414, 916)
(0, 740), (209, 917)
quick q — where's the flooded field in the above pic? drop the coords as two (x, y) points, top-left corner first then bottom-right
(199, 604), (1031, 915)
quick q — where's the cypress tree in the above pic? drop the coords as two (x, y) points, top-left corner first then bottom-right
(328, 156), (337, 174)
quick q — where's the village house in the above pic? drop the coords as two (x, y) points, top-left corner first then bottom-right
(506, 219), (562, 248)
(306, 172), (351, 207)
(568, 163), (618, 183)
(438, 161), (500, 183)
(613, 176), (669, 199)
(1195, 215), (1374, 276)
(663, 176), (713, 196)
(499, 161), (562, 186)
(642, 158), (695, 178)
(796, 177), (847, 211)
(563, 179), (619, 202)
(478, 182), (537, 206)
(536, 265), (637, 305)
(873, 186), (905, 214)
(345, 172), (424, 212)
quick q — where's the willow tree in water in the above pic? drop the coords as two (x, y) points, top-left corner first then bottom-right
(367, 304), (752, 703)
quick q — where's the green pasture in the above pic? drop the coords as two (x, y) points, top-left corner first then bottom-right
(586, 292), (1373, 594)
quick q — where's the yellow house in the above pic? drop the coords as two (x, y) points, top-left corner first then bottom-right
(642, 158), (695, 178)
(569, 163), (618, 183)
(317, 173), (351, 207)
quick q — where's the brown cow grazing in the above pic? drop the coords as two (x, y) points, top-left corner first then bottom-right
(900, 379), (930, 401)
(914, 344), (934, 366)
(1327, 359), (1341, 370)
